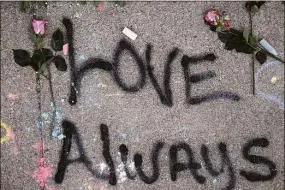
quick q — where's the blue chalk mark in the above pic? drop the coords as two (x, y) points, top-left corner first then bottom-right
(37, 116), (43, 129)
(51, 102), (65, 140)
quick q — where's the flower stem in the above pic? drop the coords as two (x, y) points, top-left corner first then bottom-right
(35, 72), (44, 157)
(257, 44), (285, 63)
(46, 64), (56, 139)
(39, 49), (56, 139)
(35, 72), (45, 190)
(249, 10), (255, 95)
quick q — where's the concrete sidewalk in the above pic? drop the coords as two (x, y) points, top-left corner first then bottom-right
(1, 2), (284, 190)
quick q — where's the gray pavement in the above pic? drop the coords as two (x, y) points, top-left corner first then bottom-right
(1, 2), (284, 190)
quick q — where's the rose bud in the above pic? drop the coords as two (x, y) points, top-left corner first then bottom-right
(32, 19), (48, 35)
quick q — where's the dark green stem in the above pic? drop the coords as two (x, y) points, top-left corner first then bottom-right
(249, 10), (255, 95)
(39, 49), (56, 139)
(46, 64), (56, 139)
(35, 72), (44, 156)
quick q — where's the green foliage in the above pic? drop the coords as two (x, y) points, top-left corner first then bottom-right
(94, 1), (101, 6)
(79, 1), (87, 5)
(255, 51), (267, 64)
(115, 1), (126, 7)
(42, 48), (53, 61)
(218, 29), (254, 54)
(19, 1), (47, 13)
(29, 29), (37, 42)
(243, 27), (250, 42)
(12, 49), (31, 67)
(20, 1), (30, 13)
(51, 29), (64, 51)
(217, 28), (267, 64)
(53, 55), (67, 71)
(249, 35), (258, 48)
(246, 1), (266, 13)
(31, 49), (52, 72)
(13, 48), (54, 72)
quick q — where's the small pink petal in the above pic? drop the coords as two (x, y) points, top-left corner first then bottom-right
(63, 44), (69, 55)
(97, 3), (103, 11)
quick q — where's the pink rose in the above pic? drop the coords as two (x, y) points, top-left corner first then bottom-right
(32, 19), (48, 35)
(97, 3), (103, 11)
(63, 44), (69, 55)
(204, 9), (220, 26)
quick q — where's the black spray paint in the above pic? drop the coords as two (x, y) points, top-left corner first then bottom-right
(134, 142), (165, 184)
(113, 40), (146, 92)
(145, 45), (179, 106)
(54, 120), (108, 184)
(201, 143), (236, 190)
(181, 55), (240, 105)
(169, 142), (205, 184)
(63, 18), (112, 105)
(100, 124), (117, 185)
(119, 144), (136, 180)
(240, 138), (277, 182)
(63, 18), (240, 106)
(62, 18), (77, 105)
(55, 121), (278, 188)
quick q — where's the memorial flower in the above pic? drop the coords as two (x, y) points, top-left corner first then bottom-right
(203, 2), (284, 96)
(203, 6), (284, 65)
(204, 9), (219, 26)
(204, 9), (230, 31)
(12, 18), (68, 141)
(32, 19), (48, 35)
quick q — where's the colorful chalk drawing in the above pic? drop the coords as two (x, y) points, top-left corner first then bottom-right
(1, 121), (10, 143)
(1, 121), (19, 155)
(26, 141), (55, 190)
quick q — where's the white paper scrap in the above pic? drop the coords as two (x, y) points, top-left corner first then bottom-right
(122, 27), (137, 40)
(260, 39), (278, 56)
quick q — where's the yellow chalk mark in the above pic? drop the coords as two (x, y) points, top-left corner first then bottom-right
(1, 121), (10, 143)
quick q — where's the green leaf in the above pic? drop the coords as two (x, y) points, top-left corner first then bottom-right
(42, 48), (53, 61)
(20, 1), (30, 12)
(245, 1), (265, 12)
(243, 27), (250, 42)
(51, 29), (64, 51)
(79, 1), (87, 5)
(252, 5), (259, 14)
(235, 43), (254, 54)
(29, 29), (37, 42)
(217, 29), (254, 54)
(30, 49), (53, 71)
(40, 62), (47, 73)
(53, 55), (67, 71)
(256, 1), (266, 8)
(115, 1), (126, 7)
(255, 51), (267, 64)
(209, 26), (216, 32)
(215, 27), (222, 32)
(224, 41), (236, 50)
(12, 49), (31, 67)
(31, 49), (42, 71)
(94, 1), (101, 6)
(249, 35), (258, 48)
